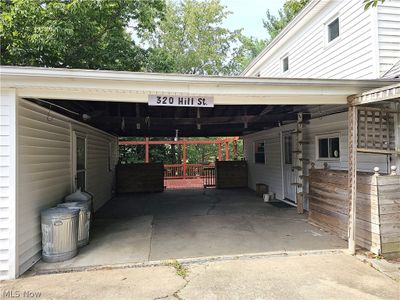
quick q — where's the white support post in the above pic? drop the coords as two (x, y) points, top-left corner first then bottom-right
(0, 88), (18, 279)
(348, 105), (358, 255)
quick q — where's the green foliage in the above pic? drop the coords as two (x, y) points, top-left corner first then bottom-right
(363, 0), (385, 9)
(143, 0), (265, 75)
(119, 137), (243, 164)
(263, 0), (310, 41)
(165, 259), (189, 279)
(0, 0), (165, 70)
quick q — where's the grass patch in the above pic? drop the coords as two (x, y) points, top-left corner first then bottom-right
(165, 259), (189, 279)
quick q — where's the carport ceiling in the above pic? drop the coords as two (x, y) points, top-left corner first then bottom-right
(27, 99), (328, 136)
(3, 66), (399, 136)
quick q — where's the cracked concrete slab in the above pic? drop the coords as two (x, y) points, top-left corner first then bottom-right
(179, 254), (400, 300)
(3, 254), (399, 300)
(2, 266), (185, 300)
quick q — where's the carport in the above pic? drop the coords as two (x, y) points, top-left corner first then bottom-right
(1, 66), (397, 279)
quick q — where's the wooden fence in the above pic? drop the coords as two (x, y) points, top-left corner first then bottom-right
(309, 168), (400, 258)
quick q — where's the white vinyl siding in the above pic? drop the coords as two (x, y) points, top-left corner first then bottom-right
(247, 0), (377, 79)
(0, 89), (17, 280)
(244, 112), (390, 210)
(17, 100), (118, 275)
(246, 133), (284, 200)
(377, 1), (400, 76)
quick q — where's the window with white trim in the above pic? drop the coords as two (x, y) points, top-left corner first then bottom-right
(254, 141), (265, 164)
(327, 17), (340, 43)
(316, 135), (340, 160)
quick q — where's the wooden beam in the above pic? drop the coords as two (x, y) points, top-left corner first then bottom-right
(349, 83), (400, 106)
(348, 105), (358, 255)
(89, 113), (297, 126)
(120, 137), (239, 146)
(183, 141), (187, 179)
(145, 137), (149, 163)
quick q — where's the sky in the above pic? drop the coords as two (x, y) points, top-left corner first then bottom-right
(220, 0), (286, 40)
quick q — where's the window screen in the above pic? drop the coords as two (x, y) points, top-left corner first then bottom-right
(283, 57), (289, 72)
(328, 18), (340, 42)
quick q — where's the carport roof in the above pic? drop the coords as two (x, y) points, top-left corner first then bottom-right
(2, 66), (399, 105)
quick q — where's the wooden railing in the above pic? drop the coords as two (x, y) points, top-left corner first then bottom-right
(164, 164), (215, 179)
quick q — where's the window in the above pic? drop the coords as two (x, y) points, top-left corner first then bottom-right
(317, 135), (340, 159)
(284, 135), (292, 164)
(327, 17), (340, 42)
(75, 134), (87, 190)
(108, 142), (113, 172)
(255, 141), (265, 164)
(282, 56), (289, 72)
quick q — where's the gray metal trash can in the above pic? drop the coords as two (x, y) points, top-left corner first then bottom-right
(41, 207), (79, 263)
(64, 190), (94, 224)
(58, 202), (91, 247)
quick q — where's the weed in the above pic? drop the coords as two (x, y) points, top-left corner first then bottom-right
(165, 260), (189, 279)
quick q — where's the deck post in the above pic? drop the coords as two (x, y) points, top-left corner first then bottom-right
(225, 141), (229, 161)
(183, 141), (187, 179)
(218, 143), (222, 161)
(348, 104), (358, 255)
(145, 137), (149, 163)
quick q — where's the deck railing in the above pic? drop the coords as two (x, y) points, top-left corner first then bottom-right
(164, 164), (215, 179)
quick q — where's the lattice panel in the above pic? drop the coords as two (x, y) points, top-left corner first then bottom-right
(357, 108), (396, 152)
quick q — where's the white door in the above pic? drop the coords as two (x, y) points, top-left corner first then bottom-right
(72, 132), (87, 191)
(282, 132), (297, 202)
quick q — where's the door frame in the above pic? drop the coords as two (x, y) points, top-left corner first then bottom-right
(280, 130), (297, 205)
(72, 130), (87, 191)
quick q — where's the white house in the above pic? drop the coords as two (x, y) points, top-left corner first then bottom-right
(243, 0), (400, 79)
(0, 0), (399, 281)
(242, 0), (400, 208)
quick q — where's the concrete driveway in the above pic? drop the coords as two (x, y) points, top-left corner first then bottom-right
(33, 189), (345, 274)
(2, 253), (399, 300)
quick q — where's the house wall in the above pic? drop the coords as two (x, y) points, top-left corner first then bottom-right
(17, 99), (118, 276)
(243, 112), (390, 209)
(244, 0), (400, 79)
(378, 1), (400, 76)
(0, 89), (17, 280)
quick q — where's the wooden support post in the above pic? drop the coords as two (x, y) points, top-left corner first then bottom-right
(183, 141), (187, 179)
(145, 137), (149, 163)
(233, 139), (238, 160)
(225, 142), (229, 161)
(218, 143), (222, 161)
(348, 105), (358, 255)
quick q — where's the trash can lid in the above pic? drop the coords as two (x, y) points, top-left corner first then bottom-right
(41, 207), (79, 219)
(58, 202), (89, 210)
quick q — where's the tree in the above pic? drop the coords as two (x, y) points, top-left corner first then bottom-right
(143, 0), (263, 75)
(0, 0), (165, 70)
(263, 0), (309, 41)
(363, 0), (385, 9)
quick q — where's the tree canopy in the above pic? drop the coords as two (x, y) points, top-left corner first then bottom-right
(143, 0), (262, 75)
(263, 0), (309, 41)
(363, 0), (385, 9)
(0, 0), (165, 70)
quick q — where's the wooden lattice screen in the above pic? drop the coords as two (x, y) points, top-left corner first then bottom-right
(357, 108), (396, 153)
